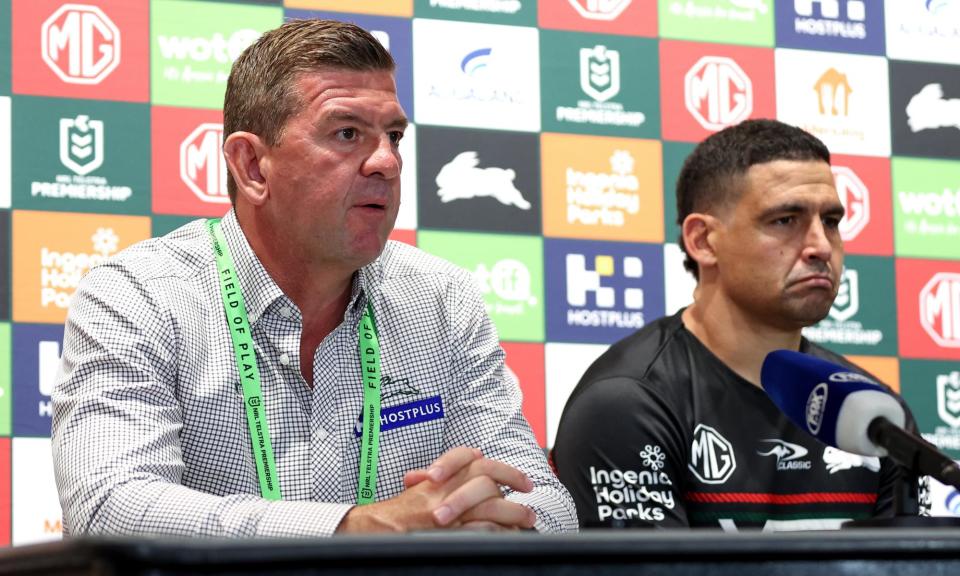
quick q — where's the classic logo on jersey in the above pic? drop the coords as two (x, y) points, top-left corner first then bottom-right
(12, 438), (62, 545)
(776, 0), (885, 55)
(938, 371), (960, 428)
(921, 273), (960, 348)
(180, 123), (228, 204)
(689, 424), (736, 484)
(660, 0), (774, 46)
(418, 230), (544, 341)
(436, 152), (531, 209)
(59, 115), (103, 177)
(546, 239), (664, 344)
(757, 439), (812, 471)
(11, 325), (63, 437)
(413, 19), (539, 132)
(569, 0), (632, 20)
(588, 445), (675, 524)
(685, 56), (752, 132)
(833, 166), (869, 241)
(41, 4), (121, 85)
(885, 0), (960, 65)
(822, 446), (880, 473)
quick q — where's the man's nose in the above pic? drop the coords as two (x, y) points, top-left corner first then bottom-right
(362, 135), (401, 179)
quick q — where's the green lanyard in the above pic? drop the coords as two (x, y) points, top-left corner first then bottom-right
(207, 218), (383, 504)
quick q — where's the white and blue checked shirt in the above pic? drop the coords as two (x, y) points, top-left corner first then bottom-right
(52, 210), (577, 537)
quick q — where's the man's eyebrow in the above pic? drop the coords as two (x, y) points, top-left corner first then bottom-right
(758, 201), (846, 220)
(321, 111), (409, 131)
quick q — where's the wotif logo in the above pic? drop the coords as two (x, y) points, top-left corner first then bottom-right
(436, 151), (531, 209)
(180, 123), (229, 204)
(473, 259), (537, 315)
(60, 115), (104, 176)
(580, 45), (620, 103)
(157, 29), (260, 63)
(684, 56), (752, 132)
(829, 268), (859, 322)
(42, 4), (121, 85)
(906, 84), (960, 133)
(566, 150), (640, 227)
(832, 166), (870, 241)
(40, 227), (119, 309)
(805, 382), (828, 434)
(920, 273), (960, 348)
(793, 0), (867, 39)
(937, 371), (960, 428)
(568, 0), (632, 21)
(689, 424), (736, 484)
(814, 68), (853, 117)
(38, 341), (60, 418)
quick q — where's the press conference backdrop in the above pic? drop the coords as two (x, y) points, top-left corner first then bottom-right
(1, 0), (960, 546)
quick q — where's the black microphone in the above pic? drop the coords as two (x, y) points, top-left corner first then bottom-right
(761, 350), (960, 489)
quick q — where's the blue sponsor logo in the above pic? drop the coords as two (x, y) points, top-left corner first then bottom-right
(354, 395), (444, 437)
(775, 0), (885, 55)
(12, 323), (64, 437)
(545, 239), (664, 344)
(947, 489), (960, 516)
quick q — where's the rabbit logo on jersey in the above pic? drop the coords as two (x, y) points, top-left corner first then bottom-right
(589, 444), (675, 523)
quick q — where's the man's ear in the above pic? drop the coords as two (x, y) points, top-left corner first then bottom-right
(681, 213), (720, 271)
(223, 132), (268, 206)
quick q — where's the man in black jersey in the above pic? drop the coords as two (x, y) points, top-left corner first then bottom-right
(553, 119), (917, 531)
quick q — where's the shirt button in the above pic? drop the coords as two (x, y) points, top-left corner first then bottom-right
(279, 353), (291, 366)
(279, 307), (292, 318)
(317, 427), (329, 441)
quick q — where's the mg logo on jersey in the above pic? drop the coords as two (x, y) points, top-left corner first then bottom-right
(684, 56), (752, 132)
(814, 68), (853, 117)
(580, 45), (620, 103)
(689, 424), (736, 484)
(829, 268), (859, 322)
(920, 273), (960, 348)
(41, 4), (121, 85)
(937, 371), (960, 428)
(59, 115), (104, 176)
(566, 254), (643, 310)
(568, 0), (632, 20)
(832, 166), (870, 241)
(180, 123), (229, 204)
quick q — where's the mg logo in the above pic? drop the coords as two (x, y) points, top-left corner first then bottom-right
(830, 268), (859, 322)
(814, 68), (853, 117)
(41, 4), (121, 85)
(689, 424), (736, 484)
(920, 273), (960, 348)
(832, 166), (870, 241)
(568, 0), (632, 20)
(684, 56), (752, 132)
(59, 114), (104, 176)
(566, 254), (643, 309)
(937, 371), (960, 428)
(180, 123), (229, 204)
(580, 45), (620, 103)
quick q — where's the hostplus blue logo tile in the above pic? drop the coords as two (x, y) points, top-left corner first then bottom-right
(12, 324), (63, 437)
(775, 0), (885, 55)
(286, 10), (413, 118)
(545, 239), (664, 344)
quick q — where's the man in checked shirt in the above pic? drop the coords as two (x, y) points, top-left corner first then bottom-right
(52, 19), (577, 537)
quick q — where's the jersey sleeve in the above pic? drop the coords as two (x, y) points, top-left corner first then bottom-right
(552, 376), (690, 528)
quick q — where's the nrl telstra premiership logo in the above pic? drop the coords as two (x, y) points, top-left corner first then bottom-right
(829, 268), (859, 323)
(59, 114), (104, 176)
(937, 371), (960, 429)
(580, 45), (620, 103)
(42, 3), (121, 85)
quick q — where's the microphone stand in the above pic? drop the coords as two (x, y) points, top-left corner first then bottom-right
(844, 418), (960, 528)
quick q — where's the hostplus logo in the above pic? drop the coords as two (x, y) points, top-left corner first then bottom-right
(757, 439), (811, 471)
(31, 115), (131, 203)
(689, 424), (736, 484)
(685, 56), (752, 131)
(569, 0), (632, 20)
(473, 259), (537, 316)
(566, 150), (640, 227)
(180, 123), (229, 204)
(793, 0), (867, 39)
(566, 253), (644, 329)
(556, 45), (645, 128)
(157, 28), (260, 84)
(40, 228), (118, 309)
(907, 84), (960, 134)
(920, 273), (960, 348)
(41, 4), (121, 85)
(832, 166), (870, 241)
(436, 151), (531, 209)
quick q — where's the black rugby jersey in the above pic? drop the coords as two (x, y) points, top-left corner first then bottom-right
(553, 310), (918, 531)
